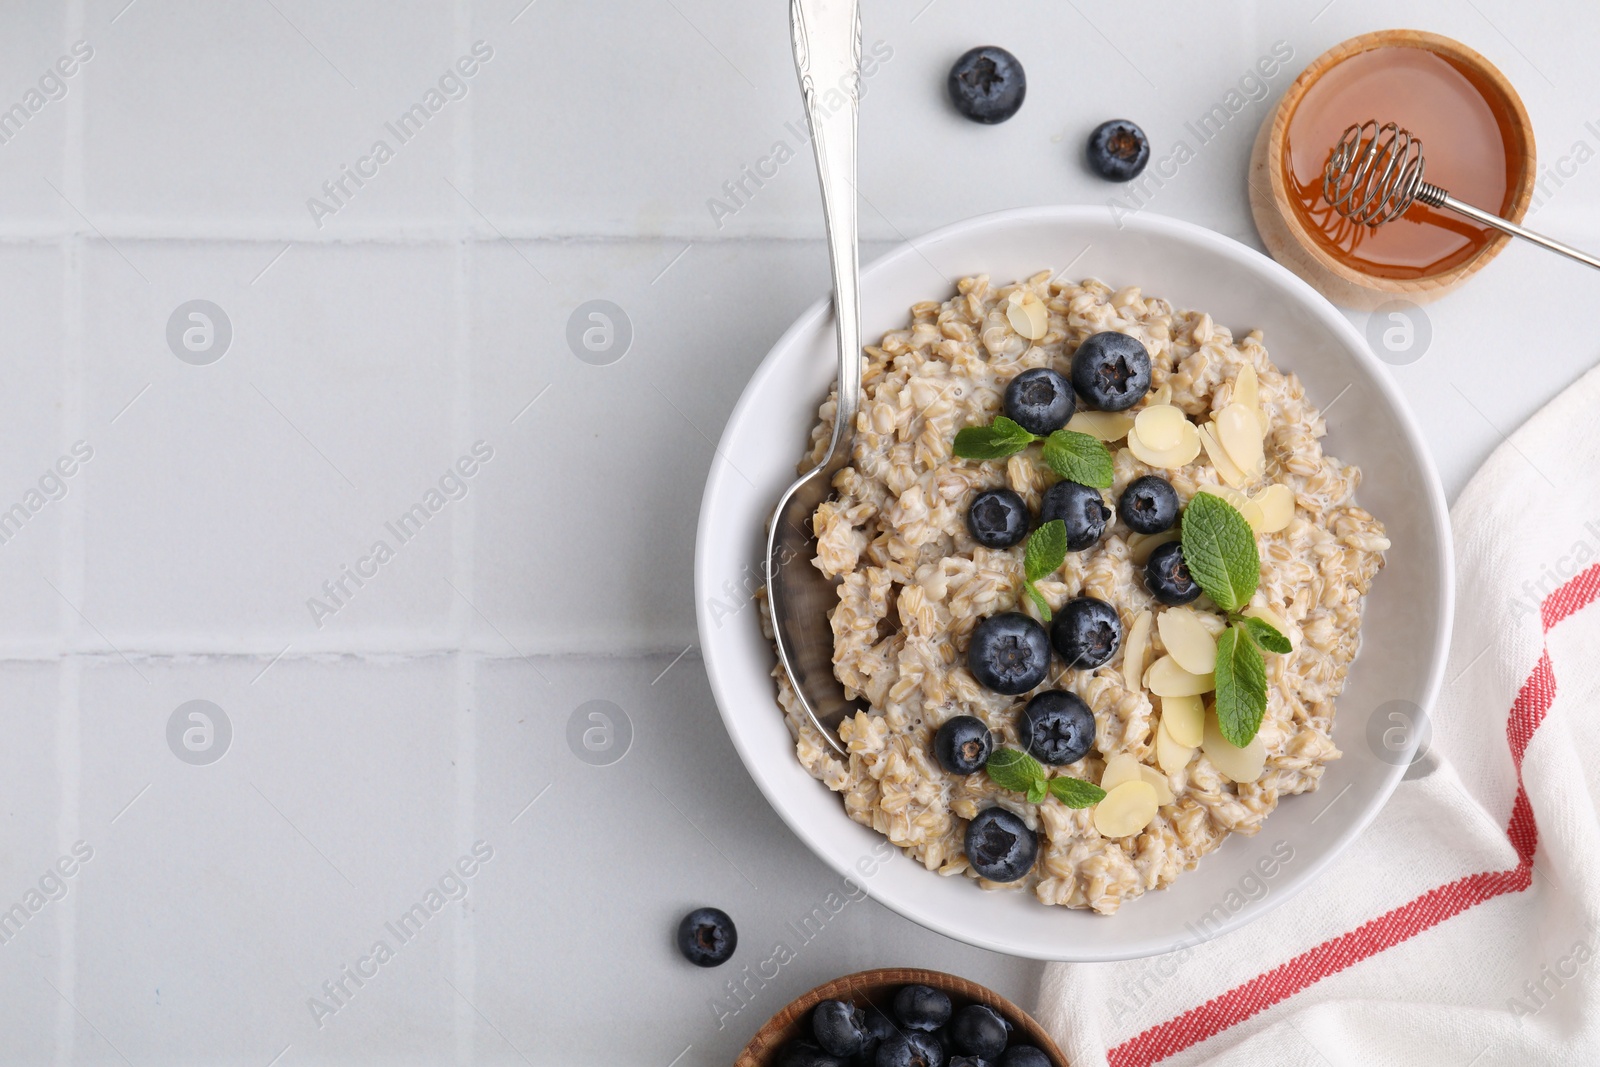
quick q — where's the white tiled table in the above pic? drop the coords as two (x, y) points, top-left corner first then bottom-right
(1, 1), (1597, 1064)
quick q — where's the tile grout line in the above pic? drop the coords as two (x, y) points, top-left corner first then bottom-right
(452, 2), (477, 1063)
(57, 1), (86, 1063)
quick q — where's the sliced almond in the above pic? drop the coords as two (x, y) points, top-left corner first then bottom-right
(1243, 604), (1294, 650)
(1133, 404), (1188, 452)
(1193, 610), (1227, 636)
(1232, 363), (1259, 411)
(1139, 764), (1175, 805)
(1128, 528), (1180, 566)
(1147, 381), (1172, 406)
(1100, 752), (1144, 792)
(1122, 609), (1152, 691)
(1252, 483), (1294, 533)
(1197, 423), (1250, 488)
(1202, 715), (1267, 784)
(1144, 654), (1216, 697)
(1127, 418), (1201, 469)
(1006, 297), (1048, 341)
(1194, 482), (1264, 531)
(1155, 716), (1195, 774)
(1216, 403), (1265, 480)
(1065, 410), (1135, 442)
(1160, 693), (1205, 748)
(1157, 607), (1219, 675)
(1093, 779), (1159, 838)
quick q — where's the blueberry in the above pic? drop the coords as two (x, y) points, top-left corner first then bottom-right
(1071, 332), (1152, 412)
(1086, 119), (1151, 181)
(998, 1048), (1052, 1067)
(1003, 368), (1075, 435)
(1018, 690), (1096, 766)
(1039, 481), (1110, 551)
(1051, 597), (1122, 670)
(780, 1041), (848, 1067)
(894, 985), (953, 1031)
(967, 613), (1051, 695)
(964, 807), (1038, 882)
(934, 715), (994, 775)
(966, 488), (1030, 549)
(1145, 540), (1201, 605)
(675, 907), (736, 967)
(947, 46), (1026, 125)
(1118, 475), (1179, 534)
(876, 1031), (945, 1067)
(854, 1008), (898, 1066)
(814, 1000), (870, 1058)
(950, 1005), (1011, 1059)
(948, 1058), (992, 1067)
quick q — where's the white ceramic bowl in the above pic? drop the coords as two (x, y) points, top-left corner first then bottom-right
(694, 206), (1453, 961)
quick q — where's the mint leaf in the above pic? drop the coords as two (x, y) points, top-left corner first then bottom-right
(953, 416), (1036, 461)
(1026, 780), (1047, 805)
(1180, 492), (1260, 612)
(1041, 430), (1114, 488)
(1023, 582), (1053, 624)
(1048, 775), (1107, 808)
(1024, 519), (1068, 583)
(1214, 625), (1268, 747)
(1238, 615), (1292, 654)
(986, 747), (1045, 796)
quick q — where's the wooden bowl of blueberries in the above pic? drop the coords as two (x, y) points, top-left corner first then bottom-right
(734, 967), (1068, 1067)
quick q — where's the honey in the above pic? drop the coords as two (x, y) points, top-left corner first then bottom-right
(1284, 45), (1521, 279)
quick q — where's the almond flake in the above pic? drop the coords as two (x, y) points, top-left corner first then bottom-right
(1157, 607), (1217, 675)
(1128, 528), (1180, 565)
(1139, 764), (1175, 806)
(1133, 404), (1187, 451)
(1144, 654), (1216, 697)
(1252, 483), (1294, 533)
(1194, 483), (1263, 531)
(1155, 716), (1195, 774)
(1216, 403), (1265, 479)
(1160, 694), (1205, 747)
(1005, 297), (1048, 341)
(1122, 609), (1152, 691)
(1099, 753), (1143, 792)
(1127, 417), (1201, 469)
(1064, 410), (1135, 441)
(1198, 423), (1250, 488)
(1092, 779), (1159, 838)
(1202, 715), (1267, 783)
(1233, 363), (1259, 411)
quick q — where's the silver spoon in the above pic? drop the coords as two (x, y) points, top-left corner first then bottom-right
(765, 0), (863, 757)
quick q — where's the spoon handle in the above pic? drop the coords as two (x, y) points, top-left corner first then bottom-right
(1418, 183), (1600, 271)
(790, 0), (862, 467)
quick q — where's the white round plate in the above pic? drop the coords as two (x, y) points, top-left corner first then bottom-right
(694, 206), (1453, 961)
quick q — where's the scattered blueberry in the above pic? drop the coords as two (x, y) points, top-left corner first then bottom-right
(964, 807), (1039, 882)
(895, 984), (953, 1031)
(966, 488), (1030, 549)
(1086, 119), (1151, 181)
(876, 1031), (945, 1067)
(1118, 475), (1179, 534)
(1039, 480), (1111, 550)
(1018, 691), (1097, 766)
(1145, 540), (1202, 605)
(1071, 332), (1152, 412)
(675, 906), (736, 967)
(967, 612), (1051, 695)
(780, 1040), (848, 1067)
(998, 1048), (1052, 1067)
(947, 46), (1026, 125)
(1003, 368), (1075, 435)
(1051, 597), (1122, 670)
(814, 999), (871, 1058)
(950, 1005), (1011, 1059)
(935, 715), (994, 775)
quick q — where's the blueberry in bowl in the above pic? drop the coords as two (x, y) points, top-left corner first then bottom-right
(947, 46), (1026, 124)
(894, 983), (953, 1031)
(934, 715), (994, 775)
(966, 613), (1051, 695)
(1071, 331), (1152, 411)
(1145, 540), (1202, 605)
(1118, 474), (1179, 534)
(1003, 367), (1074, 435)
(876, 1031), (944, 1067)
(1017, 691), (1096, 766)
(1039, 480), (1110, 550)
(963, 808), (1038, 882)
(1051, 596), (1122, 670)
(1085, 119), (1150, 181)
(776, 1042), (846, 1067)
(966, 488), (1030, 549)
(951, 1004), (1011, 1059)
(812, 999), (870, 1058)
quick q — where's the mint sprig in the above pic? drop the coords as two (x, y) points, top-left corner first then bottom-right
(952, 417), (1113, 489)
(1176, 493), (1295, 748)
(984, 747), (1105, 808)
(1021, 520), (1067, 622)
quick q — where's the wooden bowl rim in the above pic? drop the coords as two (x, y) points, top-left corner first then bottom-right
(733, 967), (1069, 1066)
(1263, 27), (1536, 295)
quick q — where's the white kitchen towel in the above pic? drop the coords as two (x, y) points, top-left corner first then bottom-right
(1037, 362), (1600, 1066)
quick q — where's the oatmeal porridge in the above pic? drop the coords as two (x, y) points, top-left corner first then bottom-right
(769, 270), (1389, 914)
